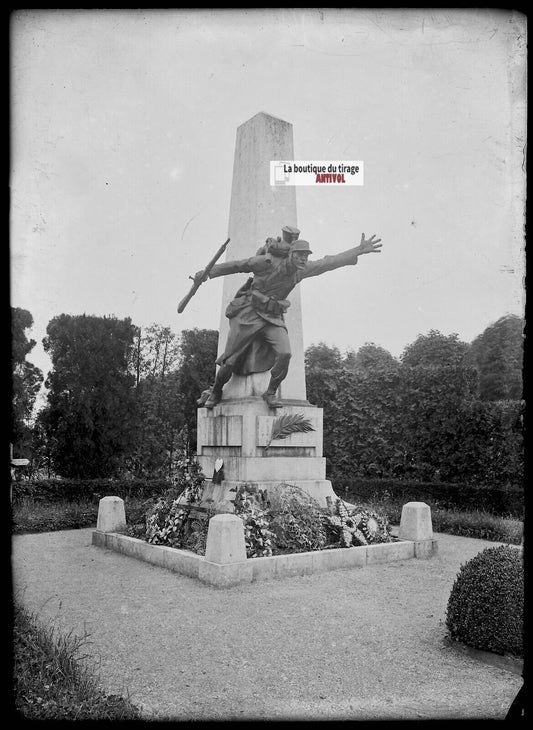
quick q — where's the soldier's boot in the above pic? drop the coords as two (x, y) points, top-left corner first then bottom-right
(204, 385), (223, 409)
(204, 364), (232, 409)
(262, 379), (283, 409)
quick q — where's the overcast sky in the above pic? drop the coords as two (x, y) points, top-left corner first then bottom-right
(10, 8), (526, 381)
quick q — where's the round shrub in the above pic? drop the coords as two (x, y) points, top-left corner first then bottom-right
(446, 545), (523, 657)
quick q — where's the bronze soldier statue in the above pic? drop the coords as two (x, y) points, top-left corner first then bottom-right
(195, 229), (382, 409)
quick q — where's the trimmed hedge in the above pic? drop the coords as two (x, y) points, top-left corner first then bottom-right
(333, 477), (524, 518)
(12, 476), (524, 520)
(11, 478), (172, 504)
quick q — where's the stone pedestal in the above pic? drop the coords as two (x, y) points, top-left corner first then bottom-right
(197, 398), (337, 507)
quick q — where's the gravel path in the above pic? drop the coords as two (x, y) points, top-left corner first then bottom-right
(12, 528), (522, 721)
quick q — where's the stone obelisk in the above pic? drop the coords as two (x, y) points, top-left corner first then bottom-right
(197, 112), (337, 507)
(218, 112), (306, 401)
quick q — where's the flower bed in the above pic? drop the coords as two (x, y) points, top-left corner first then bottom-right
(135, 458), (395, 559)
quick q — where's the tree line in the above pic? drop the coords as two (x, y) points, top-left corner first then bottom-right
(11, 309), (523, 487)
(11, 312), (217, 480)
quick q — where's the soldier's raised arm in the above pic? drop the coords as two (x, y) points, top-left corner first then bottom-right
(300, 232), (382, 280)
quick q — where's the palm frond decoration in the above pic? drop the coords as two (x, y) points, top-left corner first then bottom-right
(264, 413), (315, 450)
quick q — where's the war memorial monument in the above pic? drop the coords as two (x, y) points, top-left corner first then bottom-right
(93, 113), (437, 585)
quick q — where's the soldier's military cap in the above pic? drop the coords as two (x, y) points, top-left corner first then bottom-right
(291, 239), (312, 254)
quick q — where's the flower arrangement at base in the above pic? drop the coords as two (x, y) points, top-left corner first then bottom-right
(146, 498), (190, 548)
(144, 455), (212, 553)
(231, 483), (391, 556)
(233, 484), (275, 558)
(143, 469), (393, 558)
(322, 498), (392, 547)
(170, 455), (205, 504)
(266, 483), (327, 554)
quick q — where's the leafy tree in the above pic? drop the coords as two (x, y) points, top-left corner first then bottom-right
(11, 307), (43, 456)
(466, 315), (524, 400)
(127, 324), (182, 478)
(42, 314), (138, 478)
(131, 324), (180, 385)
(175, 328), (219, 449)
(30, 406), (58, 479)
(127, 373), (184, 478)
(305, 343), (344, 461)
(305, 342), (343, 406)
(126, 327), (218, 475)
(401, 330), (469, 368)
(344, 342), (399, 374)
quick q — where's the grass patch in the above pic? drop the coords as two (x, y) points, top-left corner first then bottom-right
(12, 496), (152, 535)
(431, 508), (523, 544)
(13, 602), (141, 720)
(12, 498), (99, 534)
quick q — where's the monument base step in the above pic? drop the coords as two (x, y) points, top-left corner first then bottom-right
(201, 478), (338, 509)
(198, 454), (327, 484)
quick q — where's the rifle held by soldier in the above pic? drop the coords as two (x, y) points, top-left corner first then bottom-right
(177, 237), (230, 313)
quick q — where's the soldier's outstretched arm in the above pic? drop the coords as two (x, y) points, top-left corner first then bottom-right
(194, 254), (271, 283)
(301, 232), (382, 280)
